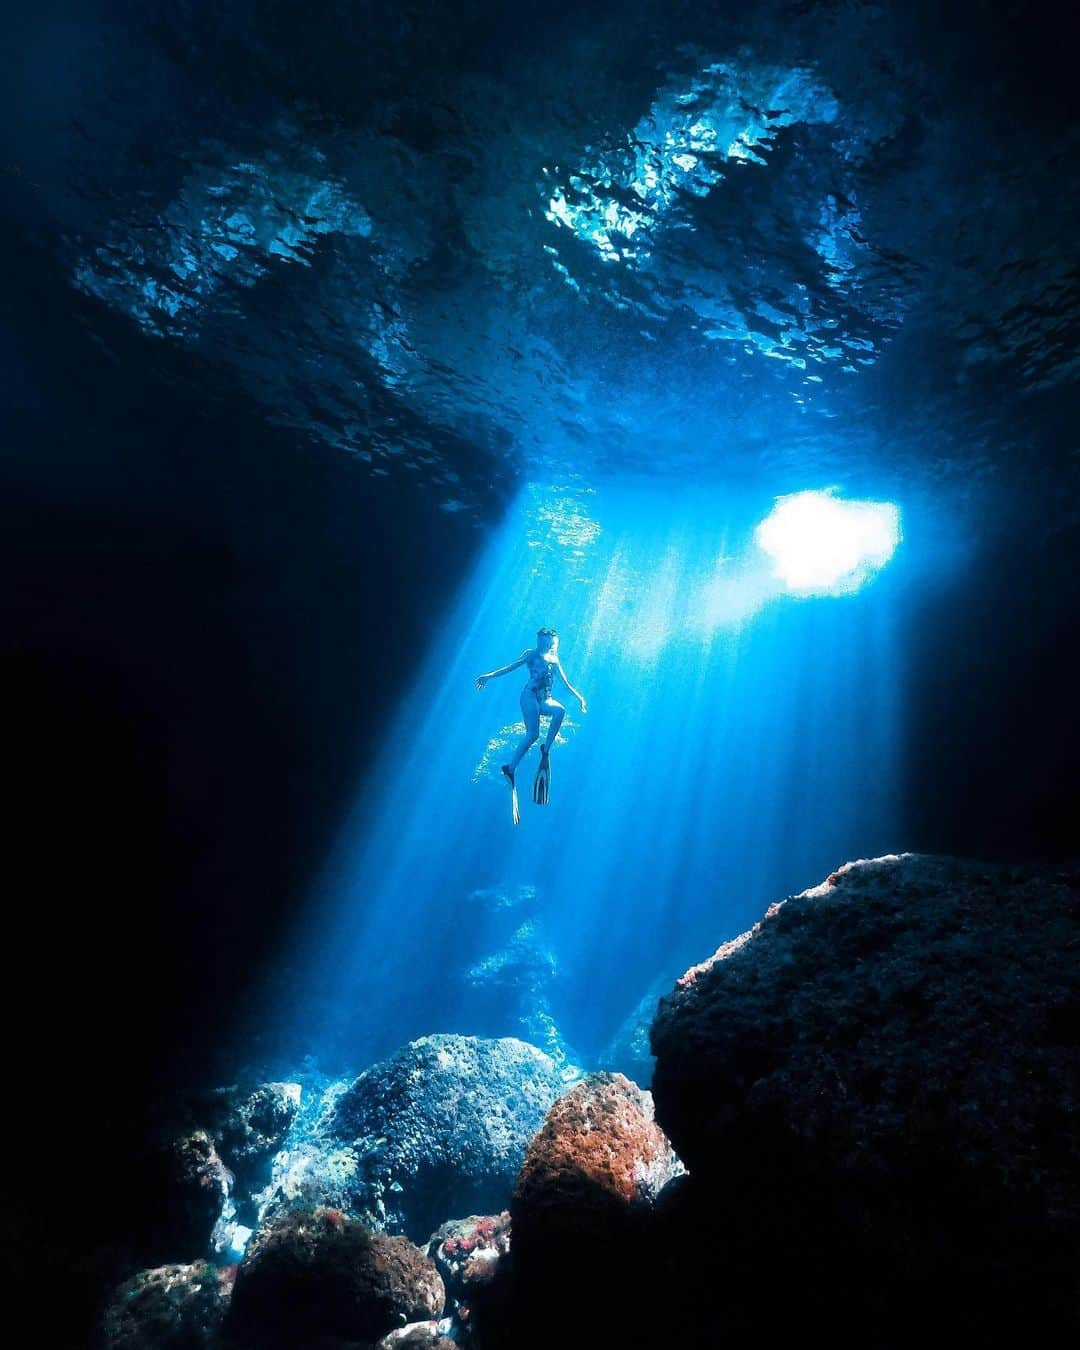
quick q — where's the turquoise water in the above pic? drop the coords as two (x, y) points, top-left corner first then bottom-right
(268, 479), (907, 1072)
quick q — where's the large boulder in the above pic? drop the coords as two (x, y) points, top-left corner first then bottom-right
(102, 1262), (233, 1350)
(650, 855), (1080, 1340)
(508, 1073), (681, 1343)
(227, 1207), (444, 1348)
(273, 1036), (566, 1242)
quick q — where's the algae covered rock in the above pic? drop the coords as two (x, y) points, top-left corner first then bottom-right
(195, 1081), (301, 1206)
(649, 854), (1080, 1339)
(513, 1072), (681, 1237)
(508, 1072), (681, 1343)
(102, 1261), (232, 1350)
(152, 1130), (233, 1262)
(227, 1206), (444, 1348)
(312, 1035), (566, 1240)
(652, 855), (1080, 1196)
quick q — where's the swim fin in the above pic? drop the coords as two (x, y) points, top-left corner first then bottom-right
(502, 764), (521, 826)
(532, 746), (551, 806)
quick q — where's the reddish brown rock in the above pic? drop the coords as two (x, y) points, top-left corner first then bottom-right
(514, 1073), (680, 1229)
(508, 1073), (681, 1343)
(227, 1206), (445, 1347)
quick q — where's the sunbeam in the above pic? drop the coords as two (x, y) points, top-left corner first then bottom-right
(271, 480), (903, 1073)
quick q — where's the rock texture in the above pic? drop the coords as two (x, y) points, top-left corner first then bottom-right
(650, 854), (1080, 1341)
(425, 1212), (511, 1302)
(227, 1207), (444, 1348)
(513, 1073), (681, 1231)
(102, 1262), (233, 1350)
(375, 1322), (456, 1350)
(507, 1073), (681, 1344)
(195, 1082), (301, 1213)
(154, 1130), (233, 1262)
(303, 1036), (565, 1241)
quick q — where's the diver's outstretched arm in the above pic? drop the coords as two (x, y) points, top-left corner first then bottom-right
(556, 659), (587, 713)
(476, 650), (530, 690)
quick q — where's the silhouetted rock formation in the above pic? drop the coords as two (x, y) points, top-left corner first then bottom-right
(151, 1130), (234, 1264)
(96, 860), (1080, 1348)
(227, 1207), (444, 1348)
(650, 854), (1080, 1342)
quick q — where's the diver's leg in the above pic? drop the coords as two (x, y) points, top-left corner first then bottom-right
(507, 691), (540, 772)
(540, 699), (565, 750)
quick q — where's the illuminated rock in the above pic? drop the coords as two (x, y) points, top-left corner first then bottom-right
(227, 1207), (444, 1347)
(191, 1081), (301, 1225)
(263, 1035), (565, 1243)
(508, 1073), (681, 1341)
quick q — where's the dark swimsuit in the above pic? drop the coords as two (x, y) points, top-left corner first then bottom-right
(524, 650), (556, 701)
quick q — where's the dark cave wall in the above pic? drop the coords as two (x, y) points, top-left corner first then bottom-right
(902, 515), (1080, 861)
(2, 242), (487, 1102)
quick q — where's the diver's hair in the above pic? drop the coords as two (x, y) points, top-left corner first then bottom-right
(537, 627), (558, 640)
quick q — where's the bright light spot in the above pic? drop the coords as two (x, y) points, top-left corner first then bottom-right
(754, 489), (900, 595)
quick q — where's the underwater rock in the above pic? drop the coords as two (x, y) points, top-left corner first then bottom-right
(465, 884), (540, 916)
(462, 921), (579, 1072)
(424, 1212), (512, 1301)
(307, 1035), (565, 1241)
(464, 921), (556, 999)
(650, 854), (1080, 1339)
(195, 1081), (301, 1206)
(375, 1321), (456, 1349)
(512, 1072), (681, 1240)
(598, 977), (673, 1088)
(227, 1207), (444, 1348)
(102, 1261), (233, 1350)
(508, 1073), (681, 1342)
(155, 1130), (233, 1262)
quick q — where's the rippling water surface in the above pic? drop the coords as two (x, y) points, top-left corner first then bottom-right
(4, 0), (1075, 523)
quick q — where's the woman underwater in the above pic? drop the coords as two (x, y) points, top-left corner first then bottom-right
(476, 627), (586, 823)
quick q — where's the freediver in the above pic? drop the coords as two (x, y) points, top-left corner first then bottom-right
(475, 627), (587, 823)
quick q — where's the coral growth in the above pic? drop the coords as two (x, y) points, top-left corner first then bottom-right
(425, 1211), (511, 1300)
